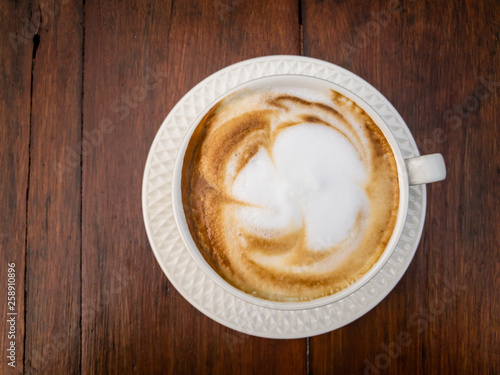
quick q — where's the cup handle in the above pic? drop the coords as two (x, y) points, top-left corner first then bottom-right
(404, 153), (446, 185)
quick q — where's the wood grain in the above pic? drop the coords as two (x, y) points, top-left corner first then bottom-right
(0, 1), (34, 373)
(1, 0), (499, 374)
(22, 0), (83, 374)
(82, 0), (303, 374)
(302, 0), (500, 374)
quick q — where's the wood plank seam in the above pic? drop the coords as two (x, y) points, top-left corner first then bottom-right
(22, 2), (42, 372)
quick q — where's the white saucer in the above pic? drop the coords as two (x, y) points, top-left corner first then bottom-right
(142, 56), (426, 339)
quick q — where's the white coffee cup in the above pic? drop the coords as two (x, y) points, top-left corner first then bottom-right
(172, 75), (446, 310)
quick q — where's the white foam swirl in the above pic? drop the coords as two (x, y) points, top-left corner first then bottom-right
(233, 122), (368, 254)
(182, 86), (399, 301)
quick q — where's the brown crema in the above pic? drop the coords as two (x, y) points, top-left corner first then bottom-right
(181, 87), (399, 301)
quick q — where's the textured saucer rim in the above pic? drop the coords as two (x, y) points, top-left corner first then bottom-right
(142, 55), (426, 339)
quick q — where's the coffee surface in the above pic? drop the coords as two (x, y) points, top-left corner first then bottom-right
(181, 86), (399, 301)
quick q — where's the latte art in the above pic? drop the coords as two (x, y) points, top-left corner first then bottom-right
(182, 86), (399, 301)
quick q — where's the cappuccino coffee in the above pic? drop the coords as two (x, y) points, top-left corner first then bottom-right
(181, 84), (399, 301)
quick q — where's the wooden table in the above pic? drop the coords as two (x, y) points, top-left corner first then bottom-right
(1, 0), (498, 373)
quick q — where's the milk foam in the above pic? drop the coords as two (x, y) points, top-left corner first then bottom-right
(232, 148), (303, 234)
(182, 85), (400, 301)
(232, 123), (368, 251)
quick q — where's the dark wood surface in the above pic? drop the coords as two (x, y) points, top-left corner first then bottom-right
(1, 0), (498, 374)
